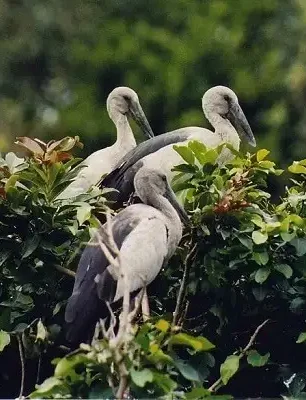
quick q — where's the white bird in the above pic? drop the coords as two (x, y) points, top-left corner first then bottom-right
(56, 87), (154, 200)
(65, 167), (188, 345)
(101, 86), (256, 202)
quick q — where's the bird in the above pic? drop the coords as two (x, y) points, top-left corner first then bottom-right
(56, 87), (154, 200)
(101, 86), (256, 202)
(64, 167), (189, 345)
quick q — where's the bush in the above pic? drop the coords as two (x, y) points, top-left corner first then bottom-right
(1, 139), (306, 398)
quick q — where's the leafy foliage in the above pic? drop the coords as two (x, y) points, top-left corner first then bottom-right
(2, 141), (306, 398)
(0, 137), (111, 396)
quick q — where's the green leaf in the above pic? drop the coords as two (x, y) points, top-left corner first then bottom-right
(258, 160), (275, 169)
(173, 145), (195, 165)
(188, 141), (208, 164)
(169, 333), (215, 352)
(152, 371), (177, 393)
(288, 162), (306, 174)
(204, 149), (219, 165)
(0, 330), (10, 352)
(247, 350), (270, 367)
(281, 232), (296, 242)
(252, 251), (269, 266)
(238, 236), (253, 250)
(22, 235), (40, 259)
(291, 238), (306, 256)
(255, 268), (270, 284)
(130, 368), (153, 388)
(274, 264), (293, 279)
(55, 354), (89, 378)
(185, 387), (211, 399)
(29, 377), (65, 398)
(76, 203), (92, 225)
(256, 149), (270, 162)
(147, 344), (173, 365)
(252, 231), (268, 245)
(36, 320), (47, 342)
(296, 332), (306, 343)
(220, 355), (240, 385)
(173, 357), (201, 382)
(4, 174), (18, 192)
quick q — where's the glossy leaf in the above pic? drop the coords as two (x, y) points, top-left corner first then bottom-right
(252, 231), (268, 245)
(256, 149), (270, 162)
(131, 368), (153, 387)
(173, 145), (195, 165)
(247, 350), (270, 367)
(220, 355), (240, 385)
(169, 333), (215, 352)
(0, 330), (10, 352)
(296, 332), (306, 344)
(255, 268), (270, 284)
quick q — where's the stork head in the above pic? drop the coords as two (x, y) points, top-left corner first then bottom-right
(107, 87), (154, 139)
(202, 86), (256, 147)
(134, 167), (189, 224)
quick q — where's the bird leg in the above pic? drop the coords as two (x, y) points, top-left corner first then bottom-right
(141, 287), (150, 321)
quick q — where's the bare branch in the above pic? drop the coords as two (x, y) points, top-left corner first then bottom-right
(17, 335), (25, 399)
(54, 264), (76, 278)
(208, 319), (270, 393)
(173, 243), (197, 326)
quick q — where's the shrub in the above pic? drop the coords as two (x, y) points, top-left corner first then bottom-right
(1, 140), (306, 398)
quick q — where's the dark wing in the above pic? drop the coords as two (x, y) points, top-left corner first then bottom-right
(64, 209), (142, 345)
(100, 130), (191, 196)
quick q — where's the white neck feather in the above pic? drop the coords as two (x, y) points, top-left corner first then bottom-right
(205, 111), (240, 150)
(112, 113), (137, 152)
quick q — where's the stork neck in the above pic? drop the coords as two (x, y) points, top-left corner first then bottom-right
(206, 112), (240, 149)
(149, 194), (182, 245)
(113, 113), (137, 152)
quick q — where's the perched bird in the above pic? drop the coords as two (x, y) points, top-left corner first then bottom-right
(65, 167), (188, 345)
(57, 87), (154, 200)
(101, 86), (256, 202)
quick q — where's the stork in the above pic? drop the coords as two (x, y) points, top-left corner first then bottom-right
(56, 87), (154, 200)
(101, 86), (256, 202)
(65, 167), (188, 345)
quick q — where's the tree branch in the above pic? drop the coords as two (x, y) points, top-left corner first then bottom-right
(17, 335), (25, 399)
(208, 319), (270, 393)
(173, 243), (197, 326)
(54, 264), (76, 278)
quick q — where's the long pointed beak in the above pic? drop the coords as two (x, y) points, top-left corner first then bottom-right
(129, 102), (155, 139)
(165, 187), (190, 226)
(227, 103), (256, 147)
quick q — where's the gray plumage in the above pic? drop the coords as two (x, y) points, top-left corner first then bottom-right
(57, 87), (154, 200)
(65, 167), (188, 345)
(101, 86), (256, 203)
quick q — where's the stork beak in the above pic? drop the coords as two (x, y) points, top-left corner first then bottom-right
(129, 102), (155, 139)
(165, 186), (190, 226)
(227, 103), (256, 147)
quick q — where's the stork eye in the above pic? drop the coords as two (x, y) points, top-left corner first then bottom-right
(123, 95), (130, 102)
(224, 94), (230, 102)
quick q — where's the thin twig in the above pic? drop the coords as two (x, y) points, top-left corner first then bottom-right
(17, 335), (25, 399)
(173, 243), (197, 326)
(54, 264), (76, 278)
(208, 319), (270, 393)
(116, 371), (128, 399)
(177, 300), (190, 328)
(36, 354), (42, 384)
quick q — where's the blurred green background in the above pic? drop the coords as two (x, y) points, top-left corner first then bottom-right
(0, 0), (306, 165)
